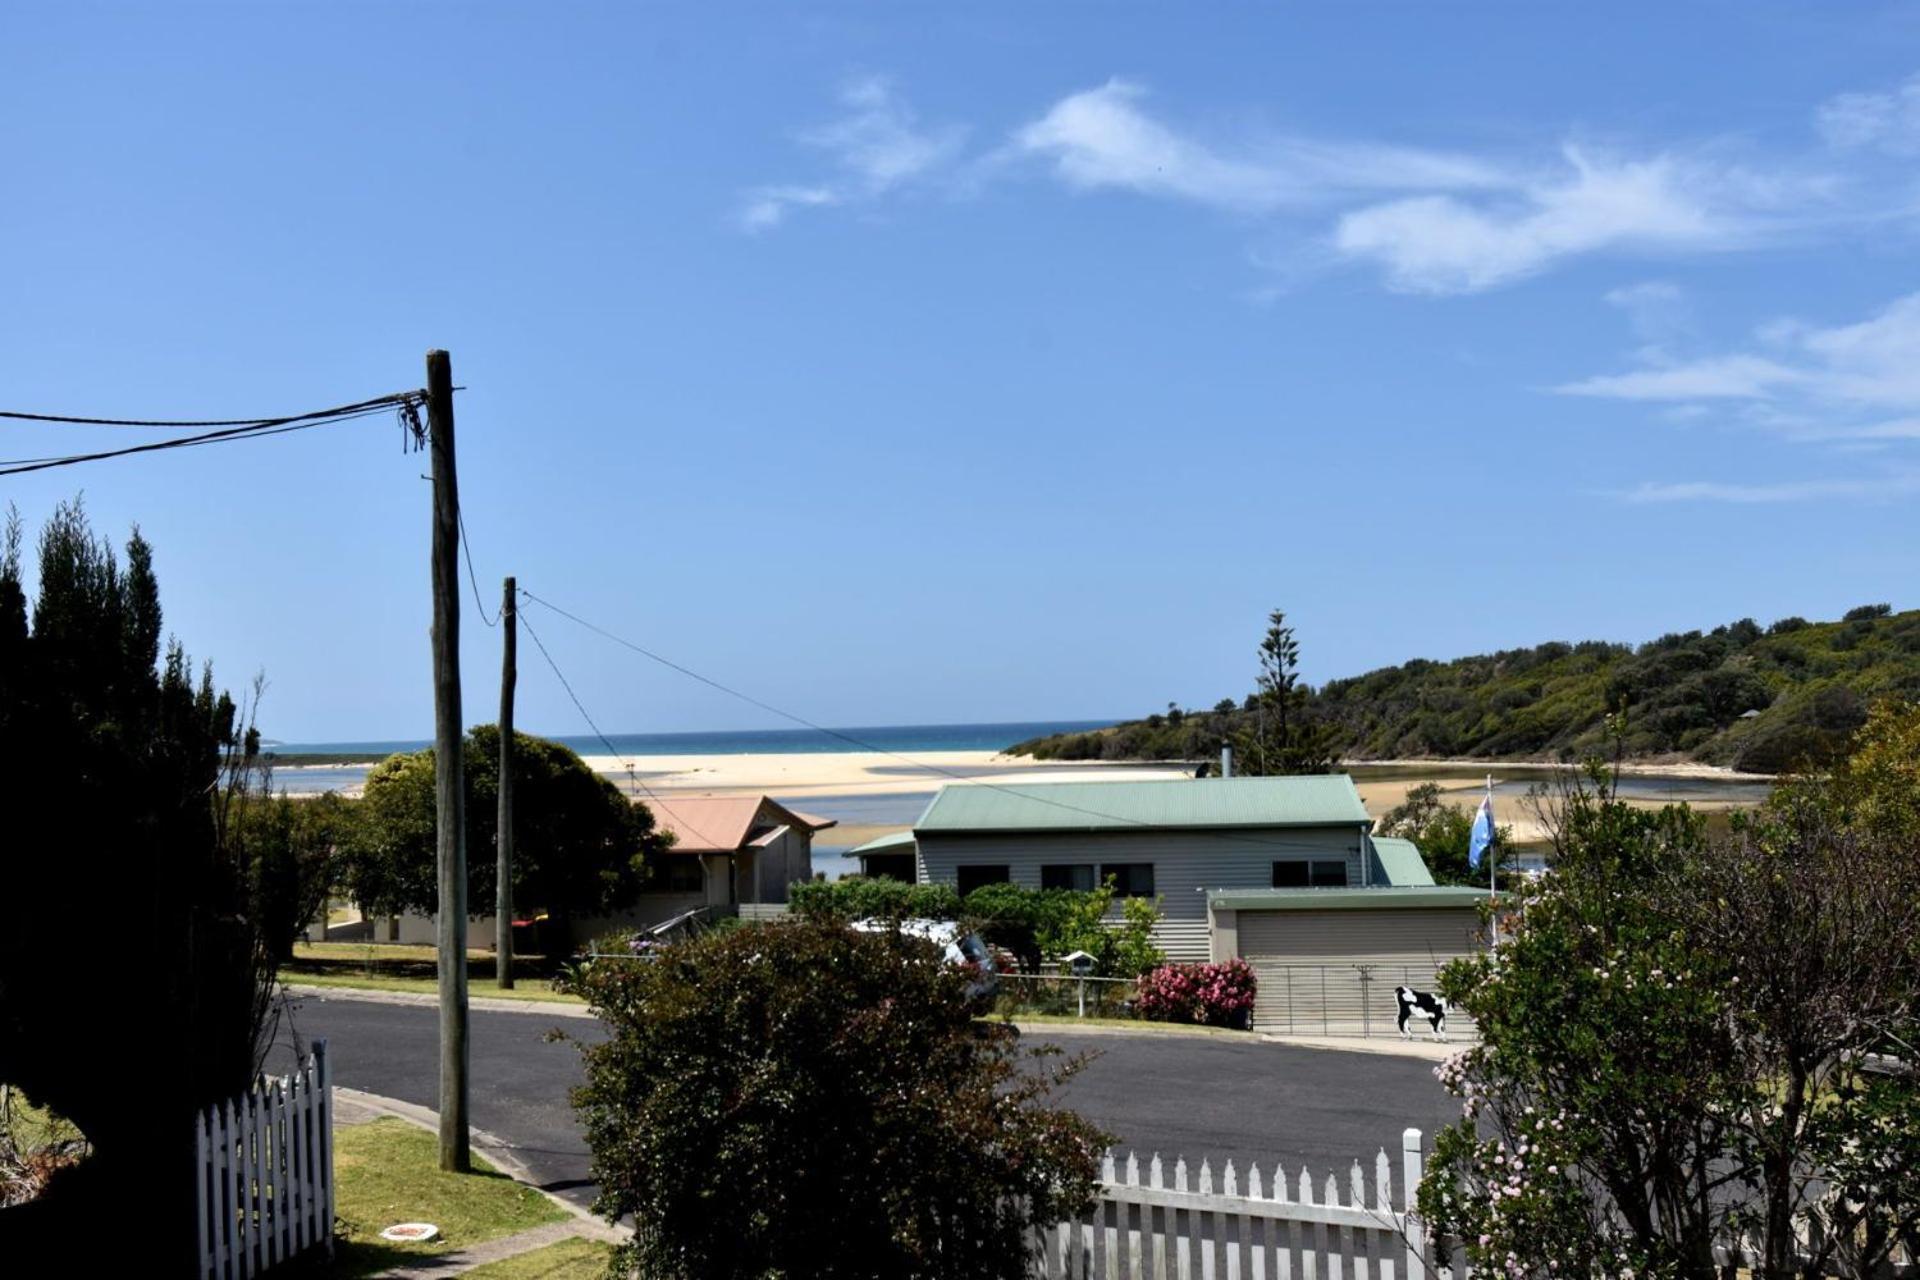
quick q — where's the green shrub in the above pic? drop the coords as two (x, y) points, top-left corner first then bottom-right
(788, 876), (960, 921)
(791, 877), (1165, 977)
(568, 918), (1108, 1280)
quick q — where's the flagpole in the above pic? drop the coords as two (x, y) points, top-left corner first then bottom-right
(1487, 773), (1497, 942)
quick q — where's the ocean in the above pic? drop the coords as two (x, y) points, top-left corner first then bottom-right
(260, 720), (1120, 840)
(267, 719), (1113, 760)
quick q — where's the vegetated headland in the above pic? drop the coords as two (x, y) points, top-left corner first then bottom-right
(1011, 605), (1920, 775)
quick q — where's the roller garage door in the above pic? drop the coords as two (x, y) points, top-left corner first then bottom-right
(1239, 909), (1483, 1037)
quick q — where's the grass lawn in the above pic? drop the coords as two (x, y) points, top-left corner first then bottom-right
(283, 942), (586, 1005)
(306, 1117), (569, 1278)
(462, 1236), (617, 1278)
(1, 1085), (84, 1153)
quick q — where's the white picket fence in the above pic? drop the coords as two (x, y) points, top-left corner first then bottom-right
(1038, 1127), (1457, 1279)
(194, 1039), (335, 1279)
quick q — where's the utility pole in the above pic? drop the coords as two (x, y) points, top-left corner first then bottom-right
(426, 348), (470, 1173)
(496, 576), (516, 990)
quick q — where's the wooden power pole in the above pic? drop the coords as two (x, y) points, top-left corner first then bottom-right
(496, 576), (516, 990)
(426, 348), (470, 1173)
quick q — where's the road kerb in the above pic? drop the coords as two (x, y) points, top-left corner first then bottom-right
(286, 982), (598, 1019)
(1012, 1018), (1468, 1059)
(334, 1085), (627, 1242)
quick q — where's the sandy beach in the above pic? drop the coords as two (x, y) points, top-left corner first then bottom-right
(567, 753), (1771, 850)
(574, 751), (1195, 799)
(273, 749), (1772, 852)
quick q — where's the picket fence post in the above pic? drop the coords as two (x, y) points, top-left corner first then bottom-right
(194, 1040), (334, 1280)
(1052, 1128), (1438, 1280)
(1400, 1130), (1424, 1280)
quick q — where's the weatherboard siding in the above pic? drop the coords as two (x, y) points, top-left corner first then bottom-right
(915, 826), (1367, 962)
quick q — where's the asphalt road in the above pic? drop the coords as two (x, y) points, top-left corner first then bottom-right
(274, 994), (1460, 1210)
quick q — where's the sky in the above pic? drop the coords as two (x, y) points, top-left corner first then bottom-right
(4, 3), (1920, 742)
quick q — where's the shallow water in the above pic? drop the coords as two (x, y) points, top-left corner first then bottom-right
(1346, 762), (1772, 806)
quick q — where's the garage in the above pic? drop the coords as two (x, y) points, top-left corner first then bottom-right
(1209, 887), (1490, 1037)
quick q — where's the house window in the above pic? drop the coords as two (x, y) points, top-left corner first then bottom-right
(1312, 860), (1350, 887)
(1100, 863), (1156, 898)
(1041, 863), (1097, 892)
(1273, 859), (1349, 888)
(956, 864), (1011, 897)
(647, 857), (705, 894)
(862, 853), (917, 883)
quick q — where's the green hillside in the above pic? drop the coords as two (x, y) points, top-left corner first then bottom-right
(1011, 606), (1920, 774)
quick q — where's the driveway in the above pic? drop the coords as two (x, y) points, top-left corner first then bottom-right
(273, 993), (1460, 1210)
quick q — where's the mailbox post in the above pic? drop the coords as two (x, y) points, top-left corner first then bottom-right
(1061, 950), (1097, 1018)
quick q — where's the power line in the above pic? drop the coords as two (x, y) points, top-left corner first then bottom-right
(0, 392), (422, 429)
(0, 392), (426, 478)
(457, 510), (499, 628)
(514, 588), (1389, 860)
(516, 610), (727, 852)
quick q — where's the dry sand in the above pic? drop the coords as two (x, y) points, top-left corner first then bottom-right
(573, 750), (1194, 799)
(285, 749), (1764, 853)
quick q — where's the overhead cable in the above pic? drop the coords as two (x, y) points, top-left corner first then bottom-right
(0, 391), (428, 478)
(515, 588), (1391, 859)
(517, 609), (728, 851)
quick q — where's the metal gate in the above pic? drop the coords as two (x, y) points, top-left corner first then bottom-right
(1239, 909), (1482, 1037)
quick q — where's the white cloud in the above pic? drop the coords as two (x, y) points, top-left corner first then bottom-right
(739, 77), (964, 233)
(1604, 280), (1692, 348)
(1620, 471), (1920, 503)
(1559, 354), (1804, 401)
(1010, 80), (1503, 214)
(1562, 290), (1920, 414)
(1332, 150), (1747, 294)
(742, 74), (1859, 291)
(1578, 291), (1920, 501)
(804, 76), (966, 189)
(738, 185), (837, 233)
(1817, 72), (1920, 155)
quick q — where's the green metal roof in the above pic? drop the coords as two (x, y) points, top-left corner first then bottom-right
(847, 829), (916, 857)
(915, 776), (1370, 834)
(1370, 836), (1435, 887)
(1206, 886), (1490, 912)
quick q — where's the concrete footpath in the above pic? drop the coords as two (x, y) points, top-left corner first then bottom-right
(292, 982), (1463, 1060)
(334, 1086), (627, 1278)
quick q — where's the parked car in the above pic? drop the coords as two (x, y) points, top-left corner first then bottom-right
(848, 917), (1000, 1002)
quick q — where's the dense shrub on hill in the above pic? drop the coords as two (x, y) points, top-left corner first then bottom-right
(1011, 606), (1920, 772)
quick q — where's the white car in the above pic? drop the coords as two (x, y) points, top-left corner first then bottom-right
(848, 917), (999, 999)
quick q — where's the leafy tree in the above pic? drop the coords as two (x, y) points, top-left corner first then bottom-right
(568, 918), (1108, 1279)
(1819, 697), (1920, 840)
(342, 725), (665, 945)
(1375, 782), (1516, 886)
(1419, 760), (1920, 1277)
(0, 501), (280, 1262)
(229, 786), (356, 962)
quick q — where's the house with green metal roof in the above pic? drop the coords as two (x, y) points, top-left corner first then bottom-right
(868, 775), (1462, 965)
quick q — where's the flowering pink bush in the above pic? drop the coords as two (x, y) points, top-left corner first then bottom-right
(1134, 959), (1256, 1028)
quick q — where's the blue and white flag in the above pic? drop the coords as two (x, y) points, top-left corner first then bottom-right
(1468, 794), (1496, 870)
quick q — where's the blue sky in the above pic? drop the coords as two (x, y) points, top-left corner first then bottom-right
(4, 3), (1919, 741)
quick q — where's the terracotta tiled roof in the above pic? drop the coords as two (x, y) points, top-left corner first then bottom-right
(643, 795), (835, 853)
